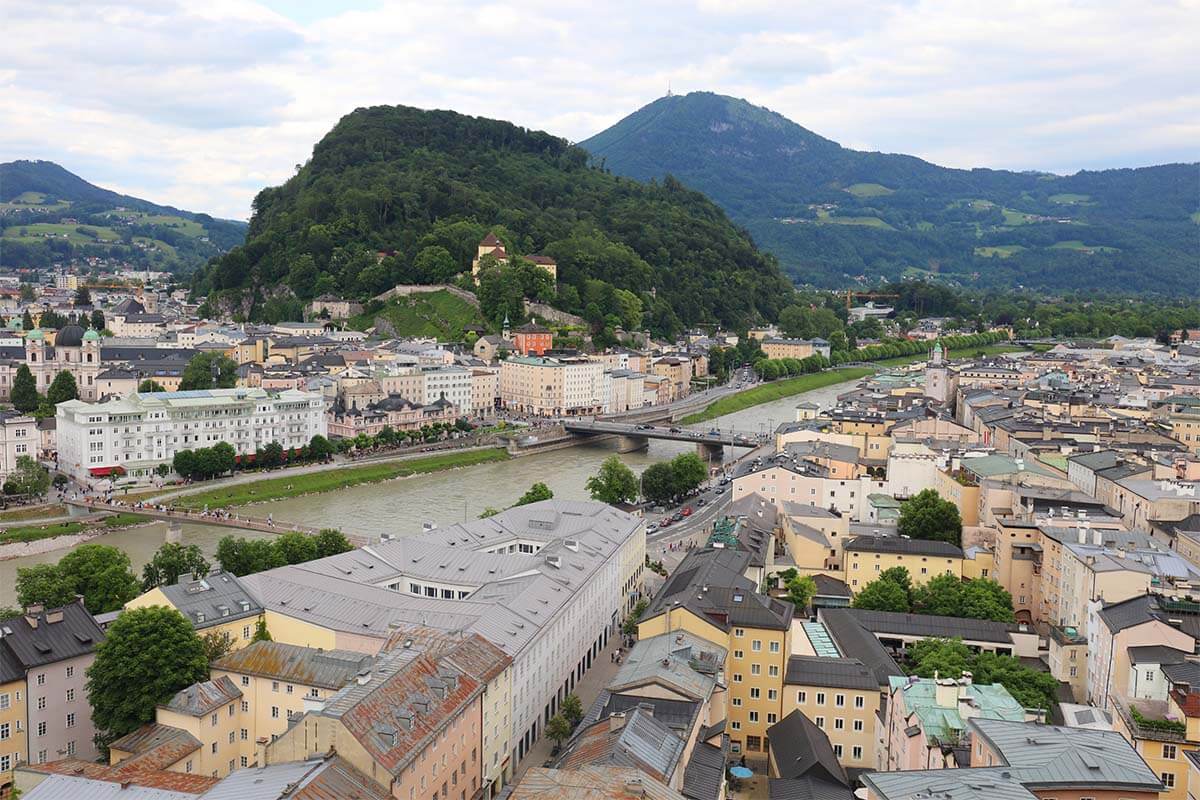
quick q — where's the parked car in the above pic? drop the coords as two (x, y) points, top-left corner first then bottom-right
(715, 487), (725, 495)
(696, 498), (707, 507)
(681, 507), (693, 517)
(646, 524), (658, 534)
(659, 518), (672, 528)
(672, 512), (684, 522)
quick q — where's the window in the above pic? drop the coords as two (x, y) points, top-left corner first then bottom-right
(241, 676), (250, 687)
(834, 718), (844, 730)
(1161, 773), (1176, 789)
(36, 722), (46, 737)
(769, 641), (780, 653)
(833, 744), (843, 757)
(0, 755), (8, 772)
(750, 664), (761, 676)
(0, 694), (7, 710)
(732, 673), (742, 683)
(815, 716), (825, 729)
(748, 711), (758, 723)
(746, 735), (761, 752)
(286, 684), (294, 694)
(835, 694), (845, 707)
(65, 666), (74, 679)
(749, 688), (761, 699)
(241, 756), (248, 768)
(211, 713), (218, 727)
(730, 721), (741, 731)
(853, 719), (864, 731)
(733, 650), (744, 659)
(36, 697), (45, 710)
(241, 701), (249, 713)
(751, 640), (762, 652)
(1163, 744), (1177, 760)
(241, 729), (248, 741)
(244, 626), (252, 639)
(732, 697), (742, 707)
(1069, 666), (1078, 677)
(852, 746), (863, 760)
(0, 723), (8, 740)
(816, 692), (826, 706)
(797, 691), (807, 703)
(854, 695), (865, 709)
(66, 713), (75, 728)
(228, 731), (235, 744)
(768, 689), (777, 701)
(272, 681), (280, 692)
(271, 706), (280, 719)
(767, 713), (777, 723)
(211, 742), (218, 754)
(36, 674), (45, 686)
(66, 741), (75, 756)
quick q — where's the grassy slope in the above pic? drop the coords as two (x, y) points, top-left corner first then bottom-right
(681, 368), (874, 424)
(350, 291), (487, 340)
(174, 449), (509, 509)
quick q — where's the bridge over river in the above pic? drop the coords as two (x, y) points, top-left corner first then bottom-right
(64, 499), (372, 547)
(561, 420), (763, 458)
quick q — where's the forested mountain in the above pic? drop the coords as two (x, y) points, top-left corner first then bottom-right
(0, 160), (246, 272)
(195, 105), (794, 333)
(581, 93), (1199, 294)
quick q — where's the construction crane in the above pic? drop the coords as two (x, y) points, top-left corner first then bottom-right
(845, 290), (898, 310)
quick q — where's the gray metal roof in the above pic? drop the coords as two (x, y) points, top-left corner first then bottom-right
(841, 608), (1019, 644)
(608, 630), (725, 702)
(845, 535), (964, 558)
(784, 656), (878, 690)
(682, 742), (727, 800)
(767, 710), (848, 785)
(197, 756), (389, 800)
(0, 601), (104, 670)
(24, 774), (197, 800)
(768, 778), (855, 800)
(158, 571), (262, 630)
(816, 608), (904, 686)
(861, 769), (1037, 800)
(967, 717), (1163, 790)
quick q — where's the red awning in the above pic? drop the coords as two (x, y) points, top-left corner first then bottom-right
(88, 466), (125, 477)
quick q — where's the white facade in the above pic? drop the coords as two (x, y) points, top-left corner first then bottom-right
(0, 411), (38, 481)
(499, 356), (610, 417)
(422, 365), (473, 414)
(56, 387), (326, 483)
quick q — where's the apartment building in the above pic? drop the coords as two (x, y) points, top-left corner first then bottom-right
(471, 368), (499, 415)
(781, 657), (880, 772)
(0, 411), (37, 483)
(56, 387), (326, 484)
(126, 571), (263, 649)
(239, 501), (644, 771)
(422, 365), (473, 414)
(843, 536), (964, 591)
(0, 602), (105, 793)
(637, 547), (793, 758)
(499, 356), (609, 417)
(512, 323), (552, 357)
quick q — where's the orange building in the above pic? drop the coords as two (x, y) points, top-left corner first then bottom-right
(513, 322), (553, 356)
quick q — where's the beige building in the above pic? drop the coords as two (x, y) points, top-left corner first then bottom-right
(499, 355), (609, 417)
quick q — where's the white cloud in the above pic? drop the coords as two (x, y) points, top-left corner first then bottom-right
(1, 0), (1195, 219)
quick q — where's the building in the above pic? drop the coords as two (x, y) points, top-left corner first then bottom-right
(884, 674), (1028, 770)
(0, 326), (103, 401)
(0, 601), (106, 790)
(471, 234), (557, 282)
(239, 501), (644, 772)
(306, 295), (363, 319)
(56, 387), (326, 484)
(422, 365), (473, 414)
(765, 710), (852, 795)
(126, 571), (264, 648)
(499, 356), (609, 417)
(512, 323), (552, 357)
(781, 656), (882, 774)
(843, 536), (964, 590)
(761, 339), (827, 362)
(0, 411), (37, 482)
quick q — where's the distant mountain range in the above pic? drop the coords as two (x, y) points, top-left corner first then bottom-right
(0, 160), (246, 273)
(581, 92), (1199, 294)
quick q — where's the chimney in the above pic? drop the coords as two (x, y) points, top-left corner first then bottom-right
(609, 711), (627, 732)
(1077, 528), (1086, 545)
(45, 610), (63, 624)
(935, 678), (958, 709)
(1093, 528), (1102, 546)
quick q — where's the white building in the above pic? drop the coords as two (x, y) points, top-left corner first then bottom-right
(499, 356), (610, 417)
(422, 365), (473, 414)
(239, 500), (646, 770)
(56, 387), (326, 484)
(0, 410), (38, 482)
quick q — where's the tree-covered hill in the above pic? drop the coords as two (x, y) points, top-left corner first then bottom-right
(195, 105), (795, 334)
(581, 92), (1199, 294)
(0, 160), (246, 273)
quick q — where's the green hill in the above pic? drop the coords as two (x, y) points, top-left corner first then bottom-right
(581, 92), (1199, 294)
(349, 290), (487, 340)
(0, 160), (246, 273)
(195, 105), (794, 335)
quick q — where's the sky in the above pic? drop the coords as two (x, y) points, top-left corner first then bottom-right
(2, 0), (1197, 220)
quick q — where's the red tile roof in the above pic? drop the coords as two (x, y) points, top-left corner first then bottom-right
(29, 757), (219, 794)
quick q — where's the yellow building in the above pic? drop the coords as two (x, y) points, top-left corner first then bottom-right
(843, 535), (964, 593)
(111, 676), (245, 779)
(761, 338), (816, 361)
(0, 677), (27, 790)
(637, 548), (793, 759)
(210, 640), (374, 763)
(125, 571), (264, 651)
(780, 658), (880, 772)
(960, 546), (994, 581)
(932, 468), (981, 527)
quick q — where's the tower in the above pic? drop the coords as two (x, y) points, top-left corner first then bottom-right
(925, 342), (949, 404)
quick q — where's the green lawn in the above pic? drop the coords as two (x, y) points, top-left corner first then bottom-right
(1048, 193), (1091, 204)
(1049, 240), (1119, 253)
(681, 369), (874, 424)
(0, 520), (87, 545)
(115, 212), (207, 238)
(974, 245), (1027, 258)
(134, 235), (176, 257)
(175, 449), (510, 509)
(3, 222), (121, 244)
(844, 183), (895, 198)
(350, 290), (487, 340)
(915, 221), (935, 231)
(815, 209), (895, 230)
(0, 504), (66, 522)
(870, 344), (1028, 368)
(1001, 208), (1035, 226)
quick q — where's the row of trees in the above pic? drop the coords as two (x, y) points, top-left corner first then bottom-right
(215, 529), (353, 577)
(752, 354), (831, 381)
(897, 489), (963, 547)
(334, 420), (473, 454)
(173, 435), (337, 481)
(851, 567), (1015, 623)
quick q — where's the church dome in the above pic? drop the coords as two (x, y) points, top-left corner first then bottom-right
(83, 329), (101, 342)
(26, 329), (44, 341)
(56, 323), (86, 347)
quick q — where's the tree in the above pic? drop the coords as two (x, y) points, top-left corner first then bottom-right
(413, 245), (460, 283)
(670, 452), (708, 494)
(546, 714), (572, 748)
(202, 630), (235, 663)
(251, 616), (272, 642)
(258, 441), (285, 468)
(907, 638), (1058, 711)
(11, 365), (38, 413)
(785, 574), (818, 612)
(308, 434), (334, 461)
(897, 489), (963, 547)
(586, 456), (640, 506)
(8, 456), (50, 497)
(55, 544), (140, 614)
(138, 379), (165, 393)
(74, 286), (92, 307)
(179, 352), (238, 391)
(314, 528), (353, 557)
(851, 572), (912, 613)
(90, 309), (105, 331)
(560, 693), (584, 727)
(912, 575), (1015, 622)
(141, 543), (211, 592)
(515, 482), (553, 506)
(15, 564), (76, 610)
(216, 536), (284, 577)
(639, 462), (677, 504)
(20, 309), (33, 330)
(86, 606), (209, 748)
(46, 370), (78, 405)
(274, 531), (318, 565)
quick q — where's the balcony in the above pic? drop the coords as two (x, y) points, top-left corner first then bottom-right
(1113, 697), (1188, 743)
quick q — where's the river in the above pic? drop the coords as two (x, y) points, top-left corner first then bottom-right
(0, 376), (861, 606)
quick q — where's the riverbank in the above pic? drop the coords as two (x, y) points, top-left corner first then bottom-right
(172, 448), (510, 510)
(0, 512), (152, 560)
(681, 368), (874, 424)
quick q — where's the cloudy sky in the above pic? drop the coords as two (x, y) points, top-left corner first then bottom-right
(3, 0), (1196, 219)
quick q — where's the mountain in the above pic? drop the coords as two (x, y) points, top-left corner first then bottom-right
(581, 92), (1199, 294)
(0, 160), (246, 274)
(196, 104), (794, 333)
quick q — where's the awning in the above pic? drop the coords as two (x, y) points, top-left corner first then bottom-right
(88, 466), (126, 477)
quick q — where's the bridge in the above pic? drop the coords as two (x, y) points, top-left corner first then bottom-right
(562, 421), (762, 459)
(64, 499), (371, 547)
